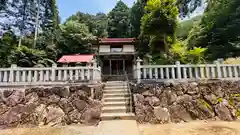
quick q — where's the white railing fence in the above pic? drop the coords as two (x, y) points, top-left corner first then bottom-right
(0, 63), (101, 86)
(133, 57), (240, 83)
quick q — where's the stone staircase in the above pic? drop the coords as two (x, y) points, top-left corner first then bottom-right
(101, 81), (135, 120)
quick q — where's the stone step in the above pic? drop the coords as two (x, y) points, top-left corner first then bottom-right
(104, 86), (128, 90)
(103, 90), (128, 93)
(103, 101), (129, 107)
(103, 93), (130, 98)
(105, 81), (127, 84)
(105, 82), (127, 84)
(101, 113), (135, 121)
(105, 81), (126, 83)
(102, 106), (130, 113)
(104, 97), (129, 102)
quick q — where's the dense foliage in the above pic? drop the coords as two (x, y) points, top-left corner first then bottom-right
(176, 15), (202, 40)
(66, 12), (108, 38)
(0, 0), (95, 67)
(187, 0), (240, 60)
(140, 0), (178, 56)
(1, 0), (239, 67)
(107, 1), (131, 38)
(130, 0), (146, 38)
(169, 41), (207, 64)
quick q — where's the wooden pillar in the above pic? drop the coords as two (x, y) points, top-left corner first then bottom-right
(123, 59), (125, 73)
(110, 59), (111, 75)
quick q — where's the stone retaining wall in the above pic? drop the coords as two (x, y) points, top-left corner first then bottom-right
(0, 83), (104, 129)
(131, 81), (240, 124)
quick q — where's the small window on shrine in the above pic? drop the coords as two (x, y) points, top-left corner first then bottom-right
(110, 45), (123, 52)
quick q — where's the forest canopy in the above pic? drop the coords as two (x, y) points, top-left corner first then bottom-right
(0, 0), (239, 67)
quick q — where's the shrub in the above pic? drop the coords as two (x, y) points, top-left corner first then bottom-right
(8, 46), (55, 67)
(169, 40), (207, 64)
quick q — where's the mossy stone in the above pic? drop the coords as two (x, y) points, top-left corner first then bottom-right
(198, 99), (213, 112)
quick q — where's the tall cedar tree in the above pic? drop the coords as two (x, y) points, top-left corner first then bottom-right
(107, 0), (131, 38)
(130, 0), (146, 38)
(141, 0), (178, 55)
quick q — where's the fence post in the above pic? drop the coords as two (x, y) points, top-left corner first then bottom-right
(175, 61), (181, 79)
(87, 63), (91, 80)
(136, 57), (142, 83)
(10, 64), (17, 83)
(98, 66), (101, 81)
(51, 64), (57, 81)
(133, 64), (136, 79)
(92, 59), (97, 81)
(218, 58), (224, 64)
(215, 60), (222, 79)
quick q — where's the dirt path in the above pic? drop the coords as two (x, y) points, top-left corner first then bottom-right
(139, 121), (240, 135)
(1, 121), (240, 135)
(97, 120), (140, 135)
(0, 125), (97, 135)
(0, 120), (140, 135)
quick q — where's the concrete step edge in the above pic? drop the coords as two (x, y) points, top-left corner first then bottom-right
(104, 90), (128, 92)
(101, 113), (135, 120)
(101, 112), (135, 116)
(104, 98), (130, 102)
(104, 88), (128, 90)
(102, 106), (127, 110)
(103, 94), (130, 98)
(103, 92), (129, 95)
(103, 101), (128, 106)
(104, 97), (130, 100)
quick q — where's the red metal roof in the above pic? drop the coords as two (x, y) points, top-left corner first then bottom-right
(57, 54), (95, 63)
(99, 38), (136, 44)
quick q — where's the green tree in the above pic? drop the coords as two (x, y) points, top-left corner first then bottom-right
(176, 0), (203, 18)
(107, 0), (131, 38)
(130, 0), (146, 38)
(0, 0), (60, 67)
(42, 0), (59, 31)
(66, 12), (108, 37)
(0, 0), (7, 11)
(8, 45), (55, 67)
(169, 40), (207, 64)
(92, 13), (108, 37)
(176, 15), (202, 40)
(140, 0), (179, 55)
(187, 0), (240, 60)
(57, 20), (95, 56)
(0, 31), (17, 67)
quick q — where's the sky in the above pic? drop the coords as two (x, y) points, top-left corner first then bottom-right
(57, 0), (135, 21)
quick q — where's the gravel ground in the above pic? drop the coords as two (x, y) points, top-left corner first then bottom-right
(1, 121), (240, 135)
(0, 125), (98, 135)
(139, 120), (240, 135)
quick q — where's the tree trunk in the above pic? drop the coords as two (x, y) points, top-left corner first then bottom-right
(33, 0), (40, 49)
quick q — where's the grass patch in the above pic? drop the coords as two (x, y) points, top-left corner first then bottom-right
(236, 109), (240, 117)
(218, 98), (223, 103)
(231, 94), (240, 101)
(228, 94), (240, 107)
(228, 98), (235, 107)
(198, 99), (213, 112)
(231, 94), (240, 97)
